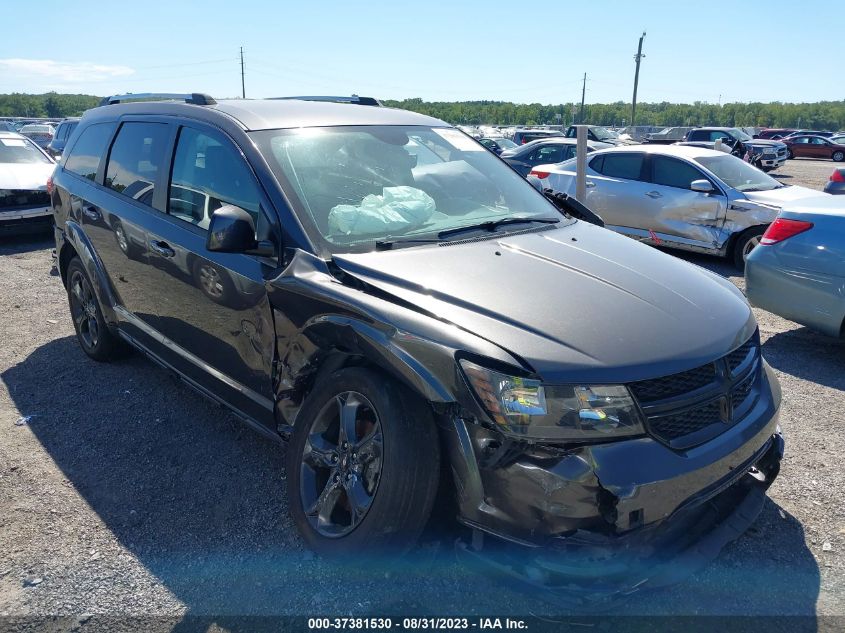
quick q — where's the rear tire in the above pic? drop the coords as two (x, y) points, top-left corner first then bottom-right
(732, 226), (767, 270)
(66, 258), (124, 361)
(833, 151), (844, 162)
(286, 367), (440, 556)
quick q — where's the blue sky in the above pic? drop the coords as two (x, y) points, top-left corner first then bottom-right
(0, 0), (835, 104)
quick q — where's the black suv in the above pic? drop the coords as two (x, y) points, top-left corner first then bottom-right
(51, 93), (783, 602)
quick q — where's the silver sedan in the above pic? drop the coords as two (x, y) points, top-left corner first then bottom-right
(746, 200), (845, 337)
(534, 145), (834, 267)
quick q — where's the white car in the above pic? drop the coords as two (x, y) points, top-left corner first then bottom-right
(0, 131), (56, 231)
(532, 144), (835, 267)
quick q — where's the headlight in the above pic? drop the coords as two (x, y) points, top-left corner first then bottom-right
(459, 360), (645, 441)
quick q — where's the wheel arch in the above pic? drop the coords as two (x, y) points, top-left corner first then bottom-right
(275, 315), (458, 435)
(61, 221), (119, 326)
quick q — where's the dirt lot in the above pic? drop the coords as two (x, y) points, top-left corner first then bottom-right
(0, 158), (843, 626)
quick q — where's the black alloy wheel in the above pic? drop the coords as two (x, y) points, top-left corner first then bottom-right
(299, 391), (383, 538)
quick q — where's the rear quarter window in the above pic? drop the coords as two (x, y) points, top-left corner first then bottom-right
(64, 122), (115, 181)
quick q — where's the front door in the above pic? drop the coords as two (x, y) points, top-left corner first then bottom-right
(143, 124), (279, 427)
(640, 155), (726, 249)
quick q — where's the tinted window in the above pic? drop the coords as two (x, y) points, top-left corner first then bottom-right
(651, 156), (706, 190)
(105, 122), (169, 206)
(168, 127), (260, 230)
(593, 153), (644, 180)
(64, 123), (115, 180)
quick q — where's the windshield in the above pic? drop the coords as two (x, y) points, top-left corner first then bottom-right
(252, 125), (569, 254)
(697, 154), (783, 192)
(0, 136), (52, 164)
(496, 138), (518, 149)
(591, 126), (617, 141)
(730, 128), (752, 142)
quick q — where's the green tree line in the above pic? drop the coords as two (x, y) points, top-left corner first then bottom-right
(0, 93), (100, 118)
(383, 98), (845, 130)
(2, 93), (843, 131)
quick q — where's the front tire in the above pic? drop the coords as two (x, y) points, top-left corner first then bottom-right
(732, 226), (767, 270)
(833, 151), (844, 162)
(286, 367), (440, 556)
(66, 258), (124, 361)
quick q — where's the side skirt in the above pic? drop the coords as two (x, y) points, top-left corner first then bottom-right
(117, 330), (285, 446)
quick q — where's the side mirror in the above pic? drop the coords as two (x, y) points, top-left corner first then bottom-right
(206, 205), (257, 253)
(526, 175), (545, 192)
(691, 179), (715, 193)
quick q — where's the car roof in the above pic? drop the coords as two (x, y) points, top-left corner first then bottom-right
(590, 144), (727, 160)
(82, 99), (447, 131)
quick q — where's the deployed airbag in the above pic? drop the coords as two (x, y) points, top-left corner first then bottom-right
(328, 186), (436, 235)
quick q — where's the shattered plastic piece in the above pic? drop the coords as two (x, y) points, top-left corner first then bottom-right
(14, 415), (34, 426)
(23, 576), (43, 587)
(822, 542), (833, 552)
(328, 186), (436, 235)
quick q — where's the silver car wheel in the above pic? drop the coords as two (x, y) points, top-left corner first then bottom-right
(743, 235), (762, 260)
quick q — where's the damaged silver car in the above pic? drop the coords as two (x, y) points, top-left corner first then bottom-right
(51, 95), (783, 605)
(532, 144), (833, 267)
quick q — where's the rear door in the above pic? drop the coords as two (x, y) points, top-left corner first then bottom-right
(641, 155), (726, 250)
(63, 120), (166, 350)
(89, 120), (175, 347)
(790, 136), (811, 157)
(583, 151), (653, 236)
(142, 123), (279, 427)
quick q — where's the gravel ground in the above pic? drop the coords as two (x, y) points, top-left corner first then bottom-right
(0, 162), (843, 626)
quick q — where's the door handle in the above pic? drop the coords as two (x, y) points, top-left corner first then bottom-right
(645, 191), (663, 199)
(82, 206), (100, 221)
(585, 181), (596, 188)
(149, 240), (176, 258)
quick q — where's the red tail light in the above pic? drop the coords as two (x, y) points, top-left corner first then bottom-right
(529, 170), (550, 179)
(831, 169), (845, 183)
(760, 218), (814, 245)
(47, 175), (53, 195)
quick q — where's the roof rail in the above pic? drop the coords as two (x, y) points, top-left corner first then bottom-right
(99, 93), (217, 106)
(271, 95), (382, 107)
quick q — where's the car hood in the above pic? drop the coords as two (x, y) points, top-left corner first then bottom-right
(743, 185), (831, 207)
(745, 139), (785, 148)
(0, 162), (54, 190)
(332, 224), (756, 384)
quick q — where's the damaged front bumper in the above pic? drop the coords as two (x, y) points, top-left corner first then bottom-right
(443, 364), (784, 605)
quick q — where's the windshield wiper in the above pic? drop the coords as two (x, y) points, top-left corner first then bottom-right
(374, 237), (441, 250)
(437, 216), (560, 240)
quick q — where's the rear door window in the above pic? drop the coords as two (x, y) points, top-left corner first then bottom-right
(105, 122), (170, 207)
(651, 156), (708, 190)
(528, 144), (569, 165)
(591, 153), (645, 180)
(64, 122), (115, 181)
(168, 126), (261, 230)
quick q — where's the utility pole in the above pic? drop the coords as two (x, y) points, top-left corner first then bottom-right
(579, 73), (587, 124)
(631, 31), (646, 127)
(240, 46), (246, 99)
